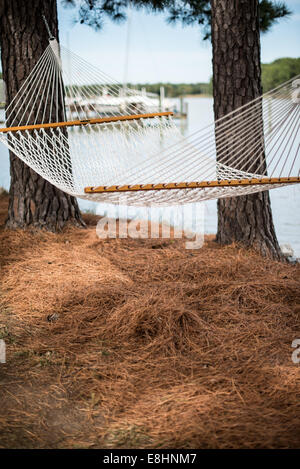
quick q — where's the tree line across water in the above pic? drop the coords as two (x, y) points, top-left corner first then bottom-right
(129, 57), (300, 97)
(261, 57), (300, 91)
(0, 57), (299, 100)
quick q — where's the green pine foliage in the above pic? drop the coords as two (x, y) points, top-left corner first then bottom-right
(63, 1), (291, 40)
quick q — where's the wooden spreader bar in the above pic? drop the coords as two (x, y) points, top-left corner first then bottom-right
(0, 112), (173, 134)
(84, 177), (300, 194)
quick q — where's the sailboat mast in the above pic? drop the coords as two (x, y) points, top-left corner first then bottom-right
(123, 5), (132, 95)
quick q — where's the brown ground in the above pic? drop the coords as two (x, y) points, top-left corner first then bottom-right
(0, 191), (299, 449)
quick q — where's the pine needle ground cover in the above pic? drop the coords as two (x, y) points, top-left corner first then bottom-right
(0, 192), (299, 449)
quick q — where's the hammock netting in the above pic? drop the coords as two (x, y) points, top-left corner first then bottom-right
(0, 39), (299, 206)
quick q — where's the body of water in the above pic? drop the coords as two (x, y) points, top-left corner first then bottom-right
(0, 97), (299, 256)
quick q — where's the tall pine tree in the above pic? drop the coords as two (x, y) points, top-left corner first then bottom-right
(0, 0), (84, 231)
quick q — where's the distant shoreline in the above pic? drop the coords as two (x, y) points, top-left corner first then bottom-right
(181, 94), (212, 98)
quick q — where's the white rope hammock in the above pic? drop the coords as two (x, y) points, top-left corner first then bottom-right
(0, 38), (299, 206)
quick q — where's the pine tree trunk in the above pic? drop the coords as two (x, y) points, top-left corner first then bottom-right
(0, 0), (85, 231)
(210, 0), (282, 259)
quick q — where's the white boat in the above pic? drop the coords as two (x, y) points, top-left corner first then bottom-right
(65, 87), (178, 119)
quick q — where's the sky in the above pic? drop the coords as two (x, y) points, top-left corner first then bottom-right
(56, 0), (300, 84)
(14, 1), (300, 85)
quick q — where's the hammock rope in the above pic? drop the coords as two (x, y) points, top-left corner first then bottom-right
(0, 38), (299, 206)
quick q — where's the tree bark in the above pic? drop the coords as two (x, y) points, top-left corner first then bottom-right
(210, 0), (282, 259)
(0, 0), (85, 231)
